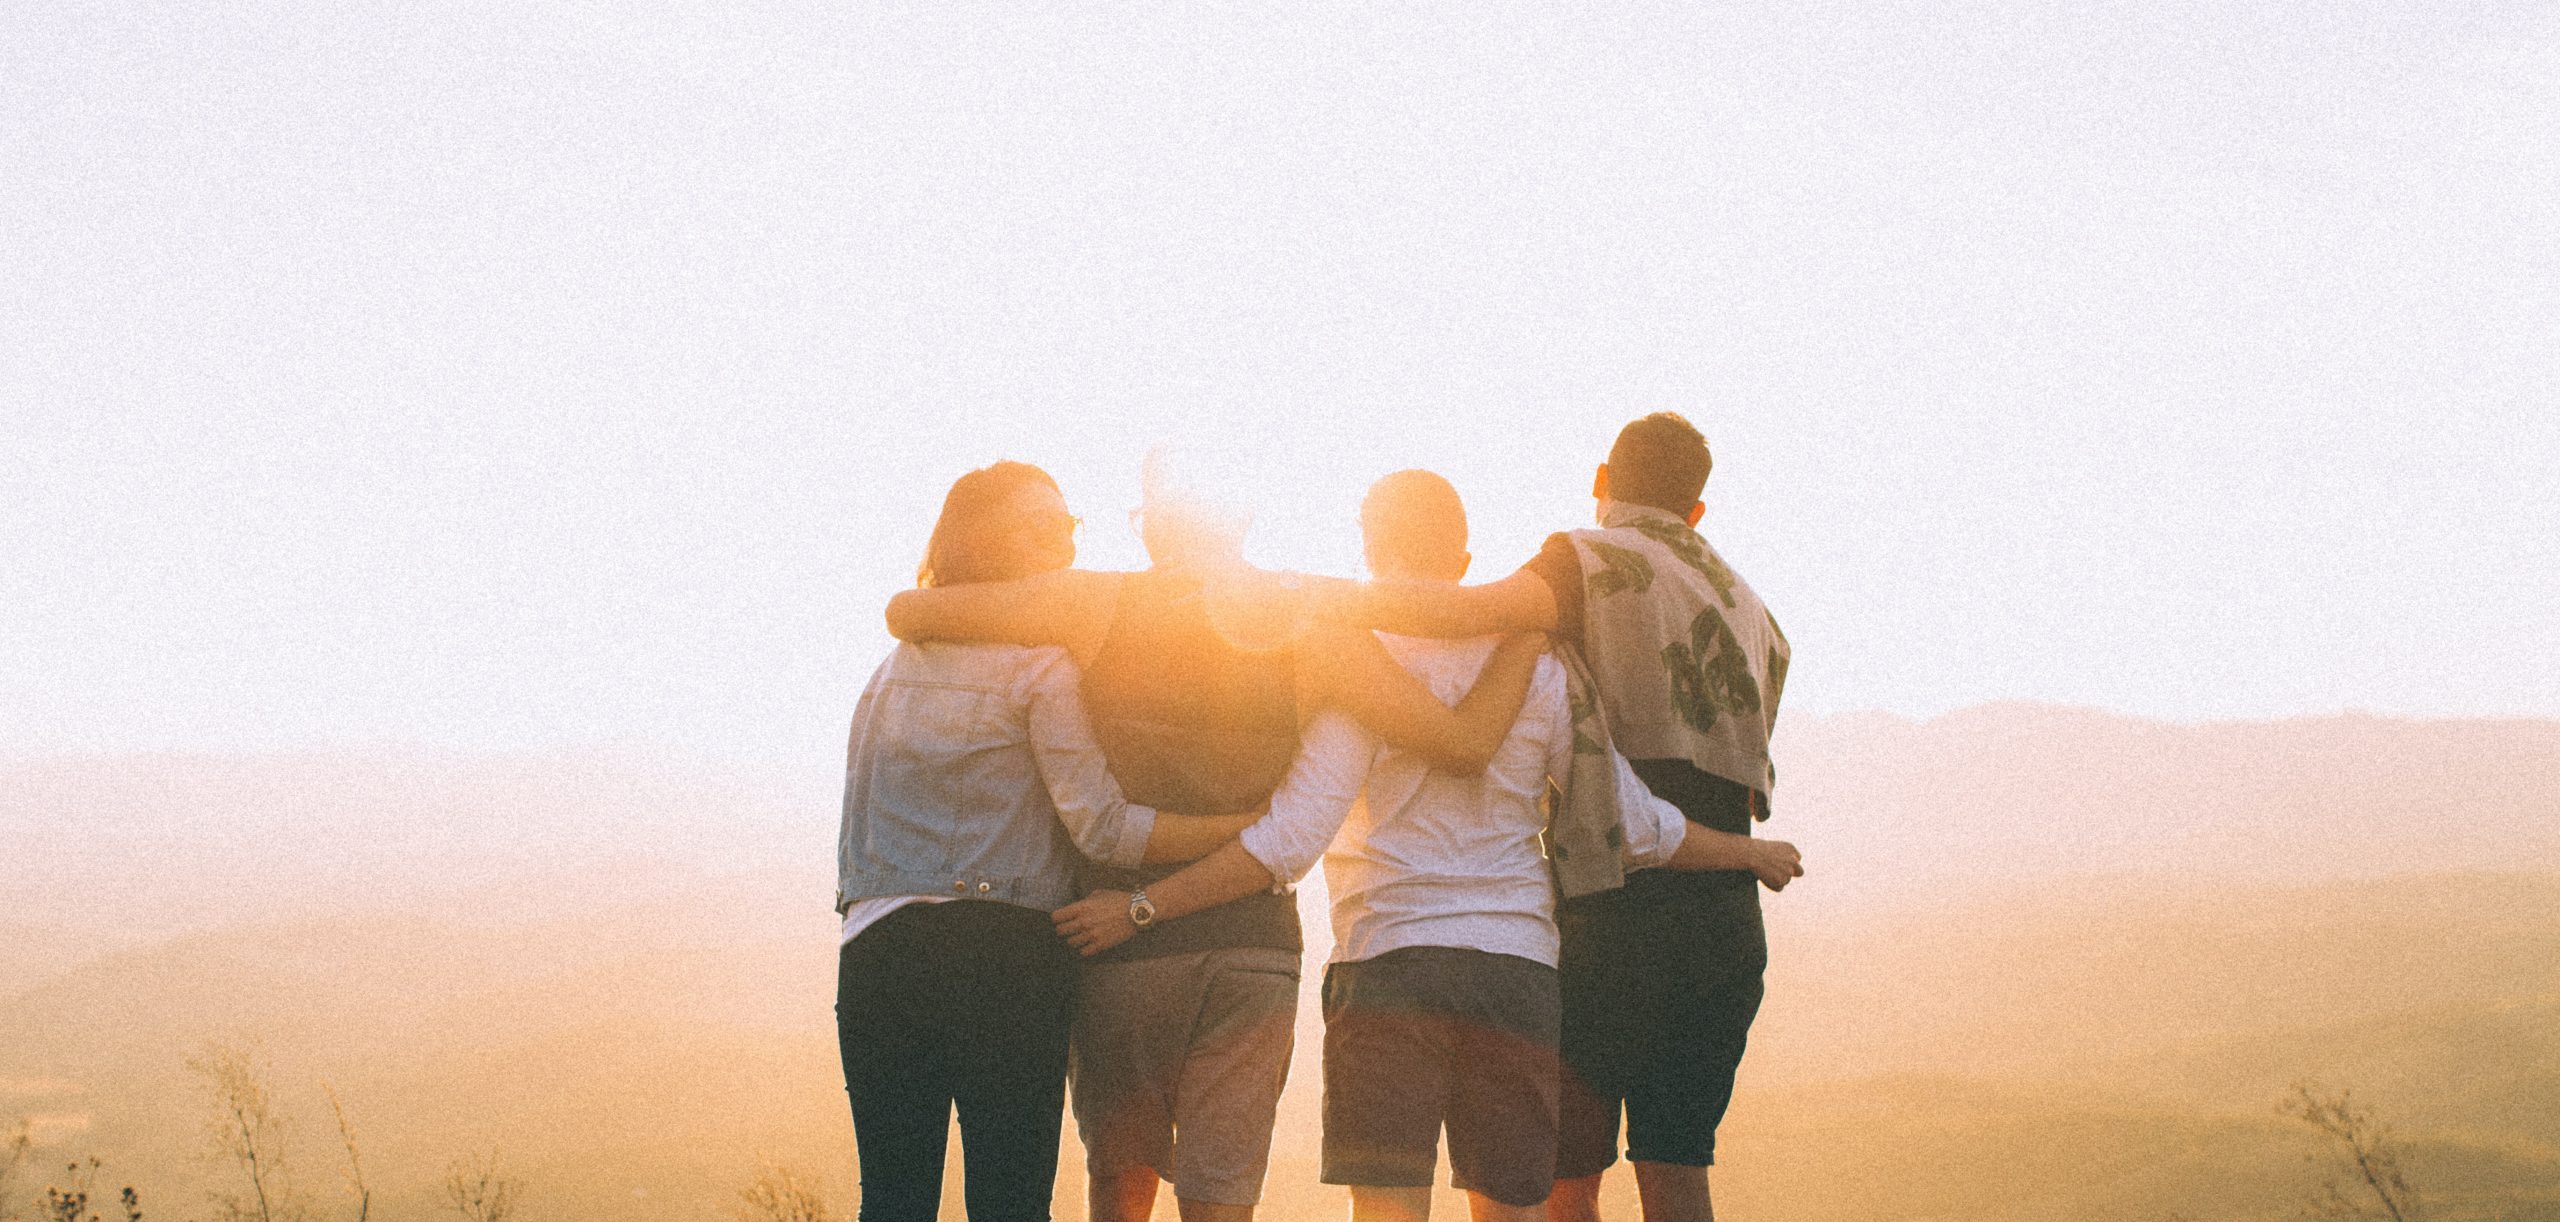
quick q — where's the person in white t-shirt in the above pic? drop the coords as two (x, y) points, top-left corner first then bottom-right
(1053, 470), (1803, 1222)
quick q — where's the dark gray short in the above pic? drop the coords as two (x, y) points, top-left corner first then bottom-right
(1319, 946), (1562, 1209)
(1070, 945), (1301, 1206)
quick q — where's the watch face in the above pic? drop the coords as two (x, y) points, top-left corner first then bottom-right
(1129, 894), (1157, 927)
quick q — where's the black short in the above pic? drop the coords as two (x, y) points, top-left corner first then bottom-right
(1319, 947), (1562, 1208)
(1555, 866), (1767, 1175)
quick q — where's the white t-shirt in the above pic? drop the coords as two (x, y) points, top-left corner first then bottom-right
(1238, 634), (1688, 968)
(839, 895), (951, 946)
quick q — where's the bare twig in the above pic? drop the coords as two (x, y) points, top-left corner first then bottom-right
(441, 1152), (519, 1222)
(188, 1041), (304, 1222)
(321, 1086), (367, 1222)
(2284, 1082), (2422, 1222)
(2, 1118), (33, 1221)
(735, 1162), (833, 1222)
(40, 1157), (99, 1222)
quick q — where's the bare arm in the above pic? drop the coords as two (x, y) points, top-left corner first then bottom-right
(1053, 711), (1373, 955)
(1020, 647), (1164, 869)
(884, 569), (1118, 662)
(1053, 840), (1279, 957)
(1298, 626), (1543, 774)
(1667, 825), (1802, 892)
(1602, 743), (1801, 891)
(1137, 811), (1259, 865)
(1344, 569), (1559, 639)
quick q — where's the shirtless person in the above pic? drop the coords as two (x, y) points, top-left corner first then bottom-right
(1052, 469), (1800, 1222)
(884, 452), (1543, 1222)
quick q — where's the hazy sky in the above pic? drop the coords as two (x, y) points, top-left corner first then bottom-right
(8, 2), (2555, 786)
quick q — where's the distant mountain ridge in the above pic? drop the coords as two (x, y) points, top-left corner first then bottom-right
(8, 704), (2554, 953)
(1771, 703), (2560, 913)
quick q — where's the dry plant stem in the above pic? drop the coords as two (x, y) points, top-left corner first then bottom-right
(734, 1162), (834, 1222)
(39, 1156), (101, 1222)
(323, 1086), (369, 1222)
(190, 1042), (298, 1222)
(1, 1118), (32, 1221)
(442, 1152), (520, 1222)
(2285, 1083), (2421, 1222)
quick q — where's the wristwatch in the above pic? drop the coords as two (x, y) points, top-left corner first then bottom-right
(1127, 889), (1158, 930)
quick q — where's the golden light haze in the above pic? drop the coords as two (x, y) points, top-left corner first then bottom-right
(8, 708), (2558, 1219)
(8, 0), (2557, 1218)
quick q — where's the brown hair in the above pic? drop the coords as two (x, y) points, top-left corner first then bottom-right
(917, 461), (1065, 588)
(1606, 412), (1713, 513)
(1360, 469), (1469, 579)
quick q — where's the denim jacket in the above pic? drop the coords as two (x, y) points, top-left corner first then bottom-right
(837, 642), (1161, 914)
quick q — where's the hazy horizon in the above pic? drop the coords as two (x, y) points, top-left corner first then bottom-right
(9, 705), (2558, 1220)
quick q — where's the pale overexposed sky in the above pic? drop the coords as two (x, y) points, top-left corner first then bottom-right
(7, 2), (2555, 789)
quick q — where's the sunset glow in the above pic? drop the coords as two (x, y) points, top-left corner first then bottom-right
(7, 4), (2556, 1221)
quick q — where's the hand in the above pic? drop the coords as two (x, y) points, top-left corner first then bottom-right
(1053, 890), (1140, 957)
(1748, 839), (1804, 892)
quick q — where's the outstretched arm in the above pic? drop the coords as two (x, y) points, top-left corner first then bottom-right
(1054, 711), (1372, 955)
(885, 569), (1119, 661)
(1135, 811), (1261, 865)
(1667, 824), (1801, 891)
(1607, 749), (1803, 891)
(1298, 626), (1543, 775)
(1055, 840), (1278, 956)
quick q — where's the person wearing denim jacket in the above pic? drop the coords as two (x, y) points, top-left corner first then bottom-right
(837, 640), (1162, 917)
(836, 461), (1255, 1222)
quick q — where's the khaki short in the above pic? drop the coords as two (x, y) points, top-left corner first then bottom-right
(1069, 945), (1300, 1206)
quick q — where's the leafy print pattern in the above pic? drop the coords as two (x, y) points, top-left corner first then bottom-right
(1662, 605), (1761, 735)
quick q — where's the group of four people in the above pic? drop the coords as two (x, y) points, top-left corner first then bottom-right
(835, 412), (1803, 1222)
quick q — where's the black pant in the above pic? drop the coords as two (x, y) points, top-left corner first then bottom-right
(837, 900), (1077, 1222)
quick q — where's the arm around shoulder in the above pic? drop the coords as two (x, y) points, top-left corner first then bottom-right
(1301, 625), (1543, 775)
(1018, 646), (1157, 868)
(1346, 569), (1558, 639)
(885, 568), (1117, 654)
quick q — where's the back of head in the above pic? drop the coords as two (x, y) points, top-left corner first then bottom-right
(1606, 412), (1713, 514)
(1139, 446), (1253, 567)
(1360, 469), (1469, 581)
(917, 460), (1065, 588)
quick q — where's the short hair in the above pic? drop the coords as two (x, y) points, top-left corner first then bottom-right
(1360, 469), (1469, 579)
(1606, 412), (1712, 513)
(917, 460), (1063, 588)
